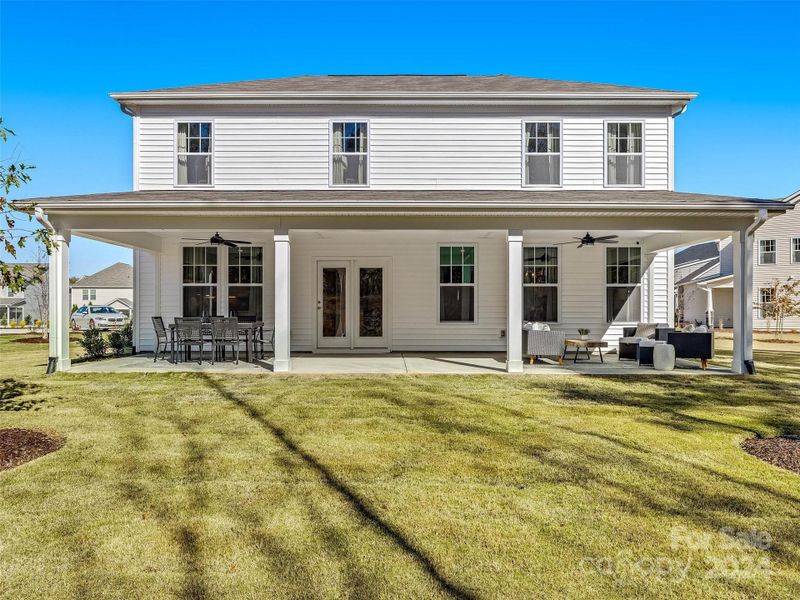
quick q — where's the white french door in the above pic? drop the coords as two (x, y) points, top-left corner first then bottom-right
(316, 259), (389, 350)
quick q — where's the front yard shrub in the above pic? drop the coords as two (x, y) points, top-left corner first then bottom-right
(34, 319), (42, 329)
(79, 328), (107, 359)
(0, 319), (6, 327)
(18, 320), (26, 328)
(108, 322), (134, 357)
(9, 320), (16, 328)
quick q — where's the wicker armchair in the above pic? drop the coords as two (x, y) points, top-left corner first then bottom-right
(211, 317), (240, 364)
(524, 323), (566, 365)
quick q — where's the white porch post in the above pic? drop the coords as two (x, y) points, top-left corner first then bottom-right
(731, 228), (754, 374)
(273, 230), (291, 372)
(47, 231), (71, 373)
(506, 229), (524, 373)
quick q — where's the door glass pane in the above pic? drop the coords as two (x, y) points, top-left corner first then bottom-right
(359, 268), (383, 337)
(322, 267), (347, 337)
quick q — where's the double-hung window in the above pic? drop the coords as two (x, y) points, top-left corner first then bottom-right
(182, 247), (218, 318)
(439, 245), (476, 322)
(228, 246), (264, 322)
(606, 122), (643, 186)
(606, 247), (642, 322)
(81, 289), (96, 302)
(524, 122), (561, 185)
(523, 247), (558, 322)
(177, 122), (212, 185)
(758, 239), (777, 265)
(759, 288), (775, 319)
(792, 237), (800, 264)
(331, 121), (368, 186)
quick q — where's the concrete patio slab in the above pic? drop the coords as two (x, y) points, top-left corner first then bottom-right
(68, 352), (733, 375)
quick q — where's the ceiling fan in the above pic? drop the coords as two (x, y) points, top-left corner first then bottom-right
(181, 232), (252, 248)
(556, 232), (619, 248)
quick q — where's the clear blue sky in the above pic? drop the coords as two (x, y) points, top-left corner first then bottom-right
(2, 0), (798, 276)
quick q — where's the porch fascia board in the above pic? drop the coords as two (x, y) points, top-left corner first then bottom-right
(47, 212), (763, 235)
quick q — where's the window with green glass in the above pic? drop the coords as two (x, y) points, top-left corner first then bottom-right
(439, 245), (476, 322)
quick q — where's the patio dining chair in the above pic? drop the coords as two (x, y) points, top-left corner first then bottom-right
(175, 318), (204, 364)
(151, 316), (172, 362)
(211, 317), (240, 364)
(253, 326), (274, 360)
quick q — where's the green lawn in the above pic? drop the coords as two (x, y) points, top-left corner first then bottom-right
(1, 334), (799, 599)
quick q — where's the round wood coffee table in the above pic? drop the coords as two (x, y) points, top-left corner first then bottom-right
(563, 339), (608, 363)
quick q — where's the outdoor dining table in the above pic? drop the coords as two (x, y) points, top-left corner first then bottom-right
(168, 320), (265, 363)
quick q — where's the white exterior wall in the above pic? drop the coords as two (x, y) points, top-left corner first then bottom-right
(753, 209), (800, 330)
(135, 230), (672, 353)
(136, 106), (672, 191)
(133, 249), (158, 350)
(70, 286), (132, 309)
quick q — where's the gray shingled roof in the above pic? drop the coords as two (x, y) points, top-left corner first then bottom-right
(73, 262), (132, 289)
(27, 189), (791, 211)
(675, 240), (720, 266)
(112, 75), (695, 98)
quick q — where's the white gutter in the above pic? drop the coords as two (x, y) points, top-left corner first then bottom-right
(34, 207), (55, 232)
(747, 207), (768, 236)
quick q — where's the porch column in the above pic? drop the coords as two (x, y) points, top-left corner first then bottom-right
(47, 231), (71, 373)
(506, 229), (524, 373)
(273, 230), (291, 372)
(731, 228), (754, 374)
(703, 286), (714, 327)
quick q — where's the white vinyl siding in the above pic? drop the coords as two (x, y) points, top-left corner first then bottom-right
(135, 230), (671, 352)
(136, 107), (671, 191)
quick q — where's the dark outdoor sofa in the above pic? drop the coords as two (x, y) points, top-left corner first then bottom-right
(618, 325), (672, 360)
(667, 330), (714, 369)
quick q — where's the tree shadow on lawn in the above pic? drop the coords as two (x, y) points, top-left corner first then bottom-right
(199, 373), (476, 600)
(0, 378), (44, 411)
(109, 404), (211, 600)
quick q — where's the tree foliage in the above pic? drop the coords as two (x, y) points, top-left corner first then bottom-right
(756, 277), (800, 336)
(1, 118), (52, 292)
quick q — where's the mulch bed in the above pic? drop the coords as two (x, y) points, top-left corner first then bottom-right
(12, 336), (49, 344)
(742, 436), (800, 475)
(0, 429), (64, 471)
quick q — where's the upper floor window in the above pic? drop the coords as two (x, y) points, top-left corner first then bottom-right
(792, 237), (800, 263)
(524, 122), (561, 186)
(758, 239), (776, 265)
(177, 122), (212, 186)
(606, 122), (643, 186)
(82, 289), (96, 301)
(606, 247), (642, 322)
(331, 121), (368, 186)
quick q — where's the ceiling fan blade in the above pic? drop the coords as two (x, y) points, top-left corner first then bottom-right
(596, 239), (619, 244)
(223, 240), (238, 248)
(593, 235), (619, 241)
(182, 238), (209, 241)
(577, 243), (584, 248)
(224, 239), (252, 245)
(554, 241), (576, 245)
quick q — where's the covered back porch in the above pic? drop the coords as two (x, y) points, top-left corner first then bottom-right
(38, 197), (773, 375)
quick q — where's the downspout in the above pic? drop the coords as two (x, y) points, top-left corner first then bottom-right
(670, 104), (688, 118)
(739, 208), (768, 374)
(119, 103), (135, 117)
(34, 207), (54, 233)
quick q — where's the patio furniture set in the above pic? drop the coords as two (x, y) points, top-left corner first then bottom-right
(524, 321), (714, 370)
(151, 316), (273, 364)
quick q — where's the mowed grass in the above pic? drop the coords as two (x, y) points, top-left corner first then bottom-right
(0, 335), (799, 599)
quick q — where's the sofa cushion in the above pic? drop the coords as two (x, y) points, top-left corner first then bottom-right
(633, 322), (657, 339)
(619, 337), (644, 343)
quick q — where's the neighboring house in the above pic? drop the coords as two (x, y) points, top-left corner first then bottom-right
(70, 262), (133, 316)
(0, 263), (47, 325)
(28, 75), (796, 373)
(676, 205), (800, 330)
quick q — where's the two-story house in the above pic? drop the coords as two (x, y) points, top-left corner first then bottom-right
(0, 263), (47, 326)
(28, 75), (795, 373)
(70, 262), (133, 317)
(676, 202), (800, 330)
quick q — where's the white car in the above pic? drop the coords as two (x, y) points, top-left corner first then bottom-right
(70, 305), (128, 330)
